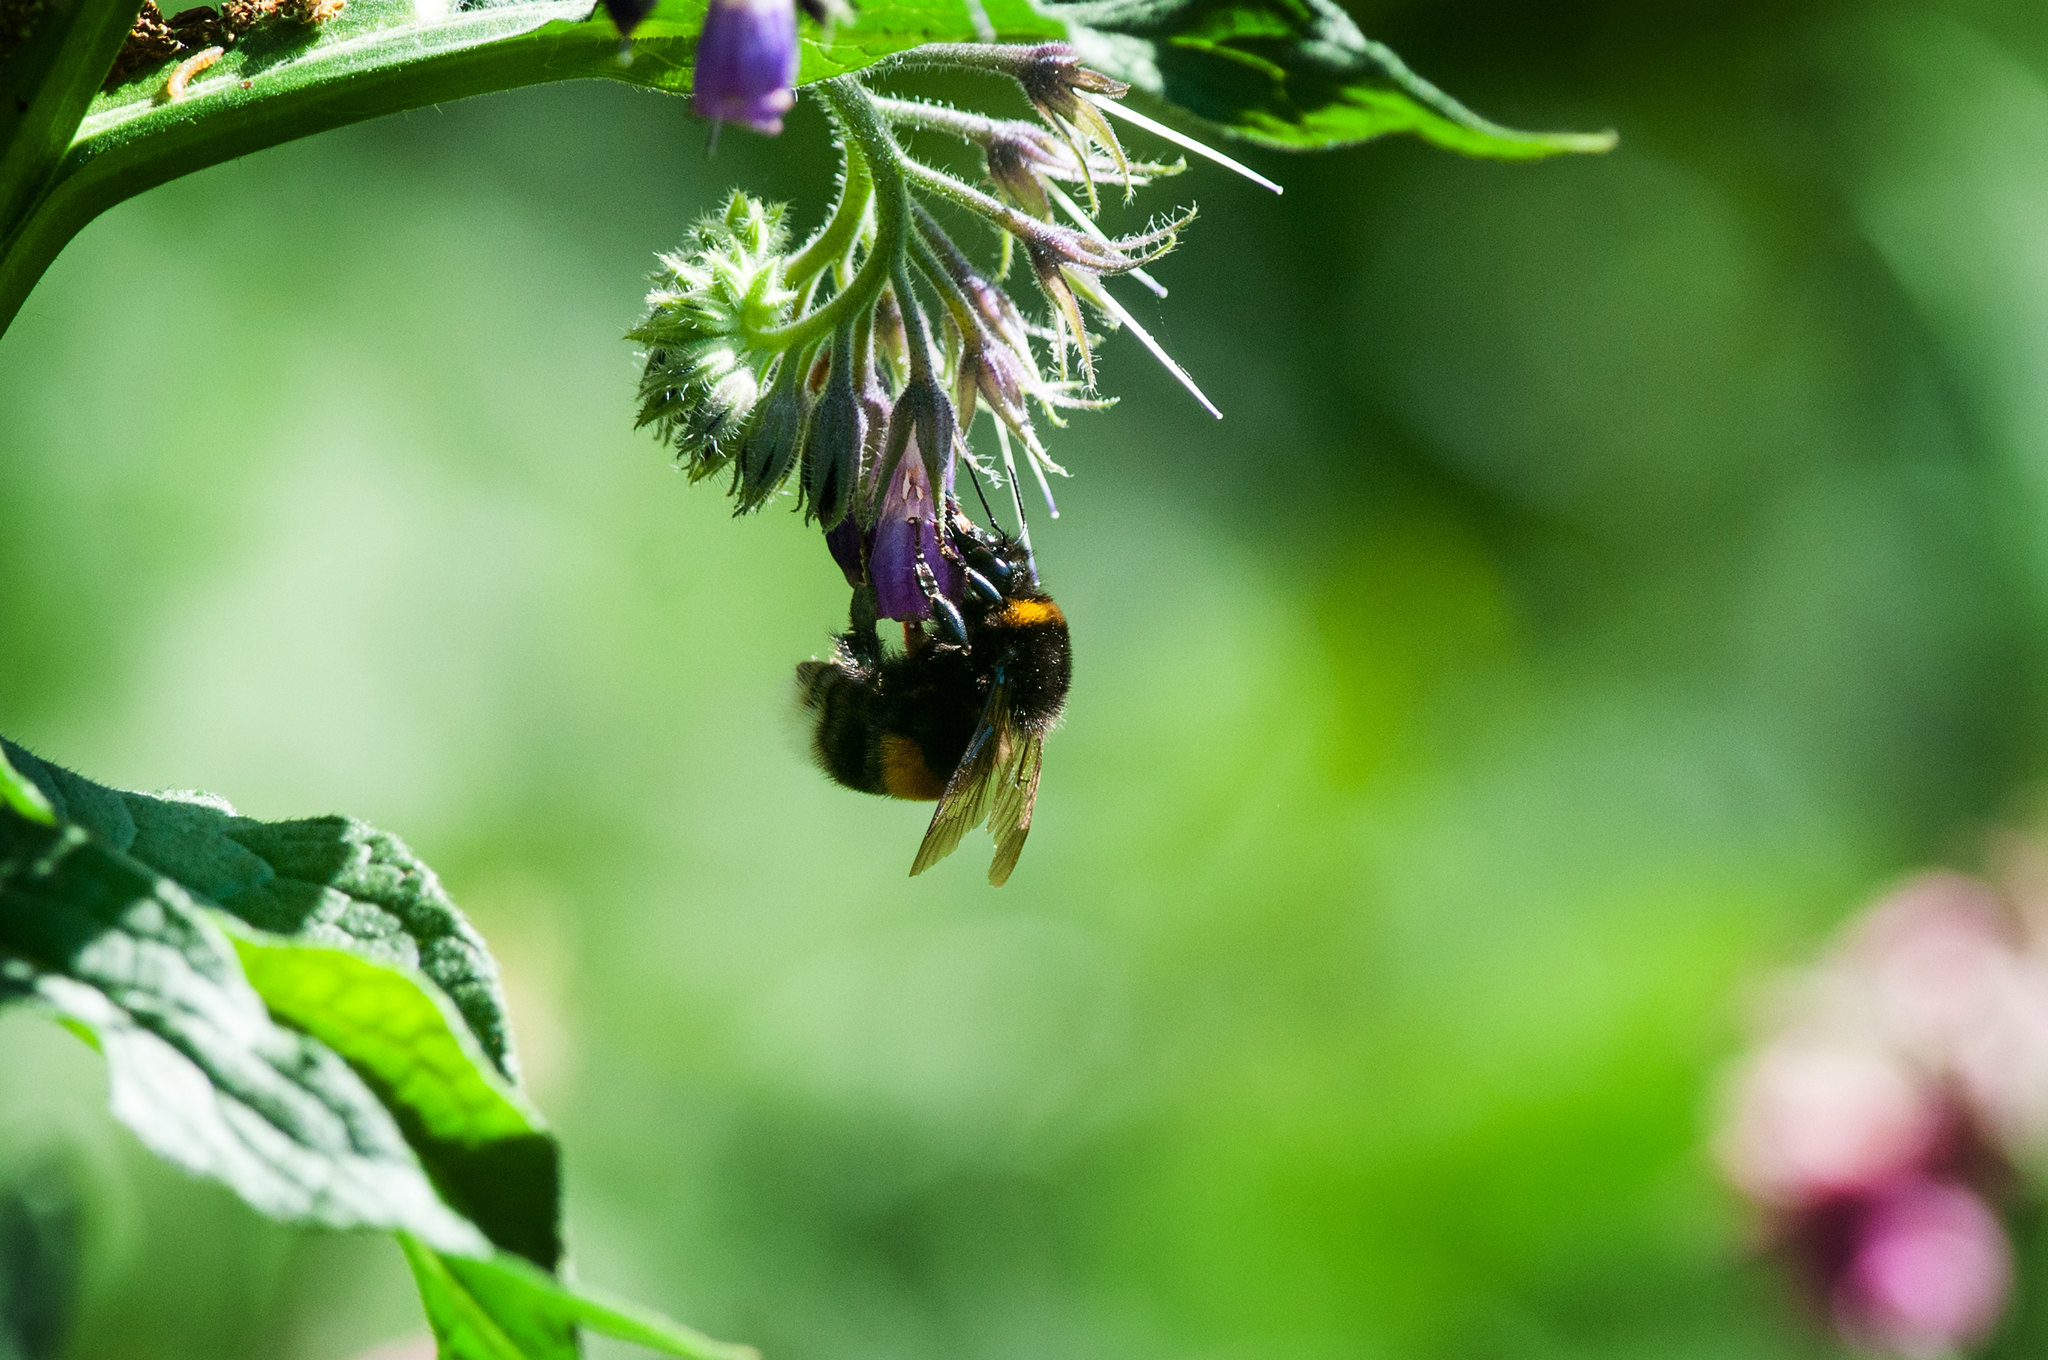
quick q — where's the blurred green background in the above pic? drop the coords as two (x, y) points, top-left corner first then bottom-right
(8, 0), (2048, 1355)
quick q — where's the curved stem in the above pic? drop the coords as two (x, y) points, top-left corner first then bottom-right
(891, 260), (936, 382)
(0, 0), (615, 336)
(784, 136), (872, 287)
(862, 42), (1046, 79)
(869, 94), (1022, 147)
(746, 76), (909, 353)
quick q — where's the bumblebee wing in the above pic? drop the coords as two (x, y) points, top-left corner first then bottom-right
(909, 682), (1011, 877)
(984, 732), (1043, 887)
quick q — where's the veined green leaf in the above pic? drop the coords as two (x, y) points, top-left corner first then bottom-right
(4, 741), (519, 1080)
(0, 740), (751, 1355)
(1057, 0), (1614, 156)
(0, 739), (559, 1266)
(225, 921), (563, 1269)
(401, 1238), (758, 1360)
(0, 806), (490, 1256)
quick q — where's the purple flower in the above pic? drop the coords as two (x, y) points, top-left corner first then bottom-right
(691, 0), (798, 135)
(868, 435), (960, 622)
(824, 514), (864, 588)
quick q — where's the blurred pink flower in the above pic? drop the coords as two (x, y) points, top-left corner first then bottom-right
(1719, 863), (2048, 1357)
(1718, 1041), (1940, 1207)
(1827, 1177), (2012, 1359)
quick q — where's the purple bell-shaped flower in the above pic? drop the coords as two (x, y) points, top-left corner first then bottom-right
(868, 435), (961, 622)
(691, 0), (800, 135)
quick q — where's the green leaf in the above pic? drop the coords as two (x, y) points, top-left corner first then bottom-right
(0, 0), (1043, 332)
(0, 741), (753, 1357)
(0, 806), (491, 1256)
(400, 1238), (759, 1360)
(0, 0), (142, 240)
(224, 921), (562, 1269)
(1057, 0), (1615, 156)
(3, 741), (519, 1080)
(0, 739), (558, 1267)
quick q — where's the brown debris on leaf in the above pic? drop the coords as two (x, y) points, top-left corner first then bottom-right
(0, 0), (50, 66)
(102, 0), (342, 91)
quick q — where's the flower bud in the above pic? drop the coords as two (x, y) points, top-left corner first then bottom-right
(733, 366), (806, 513)
(691, 0), (799, 135)
(1014, 43), (1131, 185)
(873, 288), (909, 378)
(802, 358), (865, 529)
(985, 139), (1052, 219)
(630, 193), (800, 489)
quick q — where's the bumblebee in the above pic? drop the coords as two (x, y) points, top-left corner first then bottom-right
(797, 515), (1071, 885)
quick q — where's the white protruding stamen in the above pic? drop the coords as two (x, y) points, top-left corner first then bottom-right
(1088, 283), (1223, 420)
(1010, 424), (1063, 519)
(1081, 93), (1284, 195)
(1045, 183), (1168, 299)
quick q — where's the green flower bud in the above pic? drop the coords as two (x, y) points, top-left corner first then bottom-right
(733, 361), (808, 513)
(802, 338), (865, 529)
(628, 191), (796, 483)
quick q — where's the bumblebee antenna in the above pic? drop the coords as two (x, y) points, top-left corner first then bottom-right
(992, 422), (1038, 577)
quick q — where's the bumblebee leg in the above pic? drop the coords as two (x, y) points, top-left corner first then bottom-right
(914, 557), (970, 647)
(844, 583), (883, 667)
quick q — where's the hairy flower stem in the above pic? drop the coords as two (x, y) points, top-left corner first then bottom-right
(897, 156), (1070, 253)
(747, 77), (908, 352)
(868, 94), (1021, 147)
(783, 138), (873, 286)
(861, 41), (1042, 78)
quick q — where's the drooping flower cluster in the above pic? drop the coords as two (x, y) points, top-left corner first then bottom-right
(628, 45), (1265, 622)
(1717, 863), (2048, 1357)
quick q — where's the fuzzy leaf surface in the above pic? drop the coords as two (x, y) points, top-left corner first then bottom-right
(1057, 0), (1615, 155)
(0, 805), (489, 1255)
(0, 740), (560, 1266)
(226, 922), (561, 1268)
(3, 741), (519, 1077)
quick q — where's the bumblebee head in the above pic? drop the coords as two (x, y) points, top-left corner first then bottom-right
(946, 511), (1040, 598)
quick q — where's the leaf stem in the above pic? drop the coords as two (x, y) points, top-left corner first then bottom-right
(0, 1), (612, 336)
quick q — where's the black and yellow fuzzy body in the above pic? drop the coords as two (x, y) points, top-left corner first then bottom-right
(797, 530), (1070, 884)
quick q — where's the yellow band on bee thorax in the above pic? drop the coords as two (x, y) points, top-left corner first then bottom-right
(995, 598), (1062, 629)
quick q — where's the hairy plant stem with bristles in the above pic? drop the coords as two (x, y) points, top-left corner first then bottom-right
(746, 77), (908, 352)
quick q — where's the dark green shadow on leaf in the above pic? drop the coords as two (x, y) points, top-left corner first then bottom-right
(1058, 0), (1616, 155)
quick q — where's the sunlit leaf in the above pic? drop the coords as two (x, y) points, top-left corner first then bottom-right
(0, 740), (558, 1264)
(4, 741), (518, 1079)
(0, 747), (52, 825)
(226, 922), (561, 1268)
